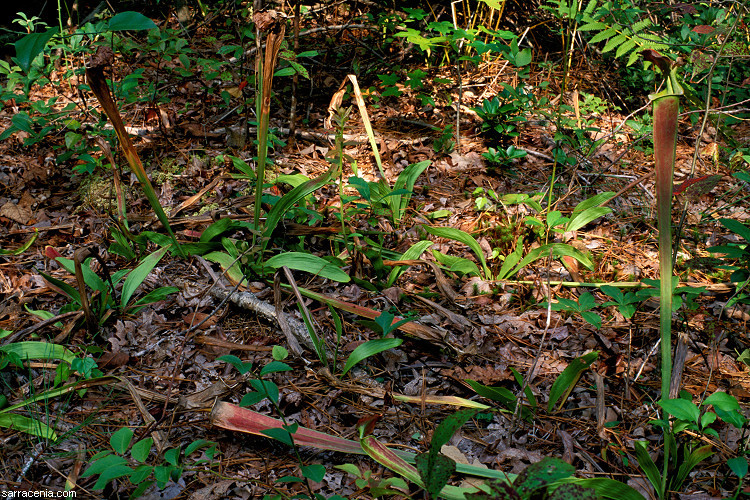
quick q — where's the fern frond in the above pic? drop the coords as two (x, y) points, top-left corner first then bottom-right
(602, 33), (627, 53)
(583, 0), (599, 15)
(589, 26), (618, 44)
(578, 21), (608, 32)
(630, 18), (652, 34)
(615, 37), (638, 58)
(627, 50), (641, 66)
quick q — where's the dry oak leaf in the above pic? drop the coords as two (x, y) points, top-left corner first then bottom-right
(0, 200), (32, 224)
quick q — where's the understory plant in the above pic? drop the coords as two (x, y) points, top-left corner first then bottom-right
(81, 426), (218, 497)
(0, 341), (101, 440)
(428, 191), (613, 284)
(41, 246), (178, 333)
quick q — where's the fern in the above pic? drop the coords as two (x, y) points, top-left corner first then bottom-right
(578, 0), (669, 66)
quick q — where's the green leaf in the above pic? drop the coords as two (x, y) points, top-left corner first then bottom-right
(200, 217), (237, 242)
(432, 250), (482, 277)
(424, 226), (490, 278)
(272, 346), (289, 361)
(249, 379), (280, 405)
(566, 206), (612, 232)
(81, 453), (128, 479)
(511, 243), (593, 278)
(633, 441), (662, 495)
(164, 447), (180, 467)
(261, 424), (298, 446)
(110, 427), (134, 454)
(0, 412), (58, 440)
(203, 251), (245, 284)
(387, 239), (433, 287)
(496, 236), (525, 280)
(514, 48), (532, 67)
(702, 391), (740, 411)
(131, 286), (178, 308)
(129, 464), (153, 485)
(217, 354), (253, 375)
(416, 452), (456, 498)
(548, 351), (598, 412)
(263, 164), (337, 244)
(432, 409), (481, 452)
(264, 252), (350, 282)
(185, 439), (214, 457)
(121, 246), (170, 308)
(130, 438), (153, 463)
(0, 341), (76, 365)
(14, 28), (59, 73)
(515, 457), (575, 497)
(673, 445), (712, 490)
(108, 11), (157, 31)
(93, 465), (134, 490)
(260, 361), (292, 376)
(341, 338), (403, 377)
(659, 398), (699, 424)
(727, 457), (748, 478)
(392, 160), (431, 220)
(301, 463), (326, 483)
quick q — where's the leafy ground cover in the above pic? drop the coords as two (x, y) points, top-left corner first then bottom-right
(1, 0), (750, 498)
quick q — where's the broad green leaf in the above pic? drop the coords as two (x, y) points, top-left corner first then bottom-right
(719, 218), (750, 242)
(81, 453), (128, 478)
(432, 409), (481, 452)
(0, 412), (58, 439)
(416, 452), (456, 498)
(727, 457), (748, 478)
(702, 391), (740, 411)
(566, 206), (612, 232)
(132, 286), (179, 308)
(203, 251), (244, 284)
(659, 398), (699, 424)
(260, 361), (292, 376)
(53, 257), (108, 294)
(511, 243), (593, 278)
(496, 236), (525, 280)
(387, 239), (433, 286)
(249, 379), (280, 405)
(424, 226), (490, 277)
(261, 423), (299, 446)
(129, 465), (153, 484)
(341, 338), (402, 377)
(108, 11), (157, 31)
(263, 164), (337, 244)
(301, 463), (326, 483)
(217, 354), (253, 375)
(393, 160), (431, 219)
(121, 246), (170, 308)
(0, 341), (76, 365)
(14, 28), (59, 73)
(432, 250), (482, 277)
(514, 48), (532, 67)
(673, 445), (712, 490)
(264, 252), (350, 282)
(200, 217), (237, 242)
(110, 426), (134, 454)
(633, 441), (662, 495)
(515, 457), (574, 497)
(558, 477), (649, 500)
(130, 438), (153, 463)
(548, 351), (598, 412)
(93, 465), (134, 490)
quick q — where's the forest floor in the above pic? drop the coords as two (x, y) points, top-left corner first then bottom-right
(0, 3), (749, 499)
